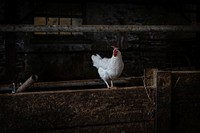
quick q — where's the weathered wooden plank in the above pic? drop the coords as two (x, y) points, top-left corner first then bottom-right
(0, 86), (154, 133)
(0, 77), (143, 93)
(30, 122), (154, 133)
(31, 77), (143, 90)
(171, 71), (200, 133)
(172, 71), (200, 87)
(144, 68), (157, 88)
(0, 25), (200, 32)
(171, 71), (200, 74)
(156, 71), (171, 133)
(172, 103), (200, 133)
(172, 71), (200, 104)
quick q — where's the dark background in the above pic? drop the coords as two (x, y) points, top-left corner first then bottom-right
(0, 0), (199, 84)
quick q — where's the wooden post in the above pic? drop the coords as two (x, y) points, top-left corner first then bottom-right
(156, 71), (171, 133)
(144, 68), (158, 88)
(143, 68), (157, 105)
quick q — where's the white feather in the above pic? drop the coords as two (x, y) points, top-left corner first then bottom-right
(91, 49), (124, 88)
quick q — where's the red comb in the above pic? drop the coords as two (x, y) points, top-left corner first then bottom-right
(111, 45), (116, 48)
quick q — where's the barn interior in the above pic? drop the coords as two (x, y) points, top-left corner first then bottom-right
(0, 0), (200, 133)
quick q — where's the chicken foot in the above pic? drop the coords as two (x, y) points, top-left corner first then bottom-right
(103, 80), (110, 88)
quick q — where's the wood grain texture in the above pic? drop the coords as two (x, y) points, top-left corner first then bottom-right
(0, 86), (154, 133)
(156, 71), (171, 133)
(171, 72), (200, 133)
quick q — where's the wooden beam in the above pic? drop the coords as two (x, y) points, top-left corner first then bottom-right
(0, 25), (200, 32)
(0, 77), (143, 93)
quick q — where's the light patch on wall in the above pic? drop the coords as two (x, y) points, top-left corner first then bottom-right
(47, 17), (58, 35)
(60, 18), (71, 35)
(34, 17), (46, 35)
(72, 18), (83, 35)
(34, 17), (83, 35)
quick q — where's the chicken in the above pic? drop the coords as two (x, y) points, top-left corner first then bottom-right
(91, 46), (124, 89)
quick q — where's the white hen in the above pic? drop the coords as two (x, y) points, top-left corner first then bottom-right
(91, 47), (124, 88)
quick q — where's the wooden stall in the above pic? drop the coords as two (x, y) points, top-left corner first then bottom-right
(171, 71), (200, 133)
(1, 69), (200, 133)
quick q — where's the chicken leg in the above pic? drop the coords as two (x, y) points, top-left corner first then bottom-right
(103, 80), (110, 88)
(111, 80), (113, 87)
(110, 80), (118, 89)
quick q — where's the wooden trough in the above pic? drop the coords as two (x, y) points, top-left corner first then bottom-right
(0, 69), (200, 133)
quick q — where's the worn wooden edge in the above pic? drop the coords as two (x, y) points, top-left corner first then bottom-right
(171, 71), (200, 74)
(28, 121), (155, 133)
(0, 77), (143, 93)
(0, 86), (155, 96)
(171, 71), (200, 87)
(144, 68), (158, 88)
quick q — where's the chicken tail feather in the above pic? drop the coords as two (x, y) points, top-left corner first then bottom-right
(91, 54), (102, 69)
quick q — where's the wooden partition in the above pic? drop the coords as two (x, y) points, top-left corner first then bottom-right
(171, 71), (200, 133)
(0, 87), (155, 133)
(0, 70), (200, 133)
